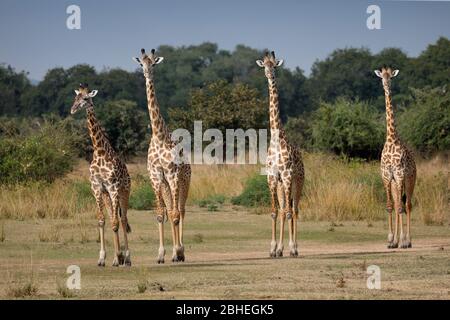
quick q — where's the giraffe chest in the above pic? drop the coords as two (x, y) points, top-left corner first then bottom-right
(266, 142), (292, 175)
(90, 157), (123, 186)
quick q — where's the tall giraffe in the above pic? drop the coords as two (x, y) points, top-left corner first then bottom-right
(133, 48), (191, 263)
(375, 67), (416, 249)
(256, 51), (305, 258)
(71, 83), (132, 266)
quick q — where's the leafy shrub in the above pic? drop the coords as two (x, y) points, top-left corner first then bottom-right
(129, 175), (155, 210)
(399, 87), (450, 154)
(95, 100), (149, 157)
(285, 116), (312, 149)
(311, 98), (384, 159)
(196, 194), (226, 208)
(0, 120), (77, 184)
(231, 174), (270, 207)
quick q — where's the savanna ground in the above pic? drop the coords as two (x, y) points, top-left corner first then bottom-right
(0, 153), (449, 299)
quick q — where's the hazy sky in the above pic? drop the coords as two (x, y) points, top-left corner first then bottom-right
(0, 0), (449, 80)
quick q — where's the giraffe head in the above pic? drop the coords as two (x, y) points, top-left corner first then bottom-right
(132, 48), (164, 79)
(256, 51), (284, 80)
(71, 83), (98, 114)
(374, 66), (399, 87)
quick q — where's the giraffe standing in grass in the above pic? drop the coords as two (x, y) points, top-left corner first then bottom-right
(71, 83), (132, 266)
(375, 67), (416, 249)
(256, 51), (305, 258)
(133, 48), (191, 263)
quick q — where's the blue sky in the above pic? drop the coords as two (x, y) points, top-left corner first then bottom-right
(0, 0), (449, 80)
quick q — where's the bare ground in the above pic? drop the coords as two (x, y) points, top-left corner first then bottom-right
(1, 205), (449, 299)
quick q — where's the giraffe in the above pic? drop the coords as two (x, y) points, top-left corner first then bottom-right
(374, 67), (416, 249)
(256, 51), (305, 258)
(133, 48), (191, 263)
(70, 83), (132, 266)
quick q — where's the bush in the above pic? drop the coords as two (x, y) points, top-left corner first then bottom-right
(399, 87), (450, 154)
(0, 120), (77, 184)
(311, 98), (384, 159)
(285, 115), (312, 149)
(129, 175), (155, 210)
(95, 100), (149, 157)
(231, 173), (270, 207)
(196, 194), (226, 207)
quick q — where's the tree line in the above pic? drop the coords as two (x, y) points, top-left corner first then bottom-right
(0, 37), (449, 163)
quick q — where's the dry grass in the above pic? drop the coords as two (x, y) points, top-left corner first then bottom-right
(0, 154), (447, 224)
(1, 208), (449, 299)
(0, 178), (94, 220)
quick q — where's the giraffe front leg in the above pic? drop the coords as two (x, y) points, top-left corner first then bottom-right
(268, 175), (279, 258)
(383, 179), (395, 248)
(156, 192), (167, 264)
(166, 175), (184, 263)
(391, 181), (405, 249)
(282, 177), (294, 258)
(94, 190), (106, 267)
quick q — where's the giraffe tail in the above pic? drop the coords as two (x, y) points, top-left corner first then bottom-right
(402, 193), (406, 206)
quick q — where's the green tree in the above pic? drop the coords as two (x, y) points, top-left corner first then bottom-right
(308, 48), (377, 103)
(285, 115), (312, 150)
(0, 64), (31, 115)
(409, 37), (450, 89)
(95, 100), (150, 157)
(311, 98), (384, 159)
(399, 87), (450, 154)
(168, 80), (267, 133)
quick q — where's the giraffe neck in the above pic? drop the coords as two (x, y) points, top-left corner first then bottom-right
(86, 106), (112, 153)
(382, 81), (399, 143)
(144, 76), (169, 141)
(268, 78), (284, 138)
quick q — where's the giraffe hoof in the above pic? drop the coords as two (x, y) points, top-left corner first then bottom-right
(290, 250), (298, 257)
(112, 258), (120, 267)
(387, 242), (396, 249)
(401, 240), (411, 249)
(157, 258), (165, 264)
(270, 252), (276, 258)
(97, 259), (106, 267)
(123, 253), (131, 266)
(276, 249), (283, 258)
(117, 252), (125, 265)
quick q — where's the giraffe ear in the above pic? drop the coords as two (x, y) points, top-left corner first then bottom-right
(275, 59), (284, 67)
(392, 70), (399, 77)
(74, 90), (80, 95)
(154, 57), (164, 65)
(88, 90), (98, 98)
(256, 60), (265, 67)
(374, 70), (383, 78)
(132, 57), (143, 66)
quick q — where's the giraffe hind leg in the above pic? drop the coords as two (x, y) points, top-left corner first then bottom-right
(119, 191), (131, 266)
